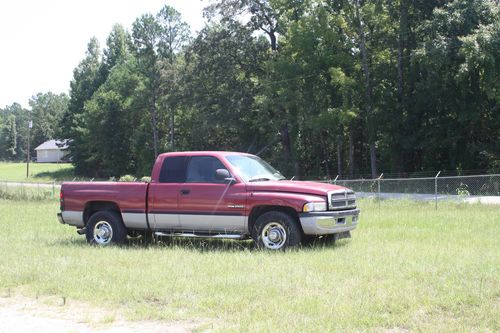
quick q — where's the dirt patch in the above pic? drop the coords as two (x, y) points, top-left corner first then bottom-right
(0, 294), (202, 333)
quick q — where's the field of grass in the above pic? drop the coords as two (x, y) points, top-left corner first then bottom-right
(0, 199), (498, 331)
(0, 162), (74, 182)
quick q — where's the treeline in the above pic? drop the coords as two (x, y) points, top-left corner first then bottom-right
(0, 93), (69, 161)
(2, 0), (499, 179)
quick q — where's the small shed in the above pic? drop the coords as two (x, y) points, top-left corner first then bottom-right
(34, 139), (69, 163)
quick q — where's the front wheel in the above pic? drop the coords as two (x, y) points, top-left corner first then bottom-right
(252, 211), (302, 250)
(86, 211), (126, 245)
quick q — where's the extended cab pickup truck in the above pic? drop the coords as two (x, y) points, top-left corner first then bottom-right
(58, 151), (359, 250)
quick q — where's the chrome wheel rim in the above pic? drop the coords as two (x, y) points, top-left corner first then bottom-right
(93, 221), (113, 245)
(261, 222), (287, 249)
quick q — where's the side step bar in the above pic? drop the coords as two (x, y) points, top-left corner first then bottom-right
(154, 231), (245, 240)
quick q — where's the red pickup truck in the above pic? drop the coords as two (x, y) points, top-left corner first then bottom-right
(58, 151), (359, 250)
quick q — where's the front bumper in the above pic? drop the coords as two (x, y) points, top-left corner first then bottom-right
(299, 209), (360, 235)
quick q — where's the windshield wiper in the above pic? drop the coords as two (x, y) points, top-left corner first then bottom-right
(248, 177), (271, 182)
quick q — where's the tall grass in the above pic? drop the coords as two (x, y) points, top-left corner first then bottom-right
(0, 184), (57, 200)
(0, 199), (498, 331)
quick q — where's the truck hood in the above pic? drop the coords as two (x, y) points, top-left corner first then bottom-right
(246, 180), (348, 197)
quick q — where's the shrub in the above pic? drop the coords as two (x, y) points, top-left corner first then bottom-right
(118, 175), (136, 182)
(140, 176), (151, 183)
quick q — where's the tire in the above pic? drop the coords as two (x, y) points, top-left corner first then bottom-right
(85, 210), (127, 245)
(252, 211), (302, 250)
(301, 235), (317, 247)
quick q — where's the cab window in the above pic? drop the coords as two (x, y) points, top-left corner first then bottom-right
(159, 156), (188, 183)
(186, 156), (226, 183)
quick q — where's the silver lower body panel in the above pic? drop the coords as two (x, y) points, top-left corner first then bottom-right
(59, 211), (84, 227)
(299, 209), (360, 235)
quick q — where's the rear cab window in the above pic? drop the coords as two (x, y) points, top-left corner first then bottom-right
(159, 156), (188, 183)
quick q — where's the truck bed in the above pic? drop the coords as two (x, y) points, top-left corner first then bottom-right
(60, 181), (149, 228)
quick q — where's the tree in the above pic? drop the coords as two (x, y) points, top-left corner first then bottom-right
(83, 56), (145, 177)
(61, 37), (103, 175)
(410, 0), (499, 172)
(206, 0), (305, 177)
(132, 6), (190, 158)
(179, 22), (267, 153)
(101, 24), (131, 78)
(3, 115), (17, 160)
(156, 5), (190, 151)
(29, 92), (69, 149)
(29, 0), (497, 177)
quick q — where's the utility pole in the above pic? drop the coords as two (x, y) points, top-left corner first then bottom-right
(26, 119), (32, 178)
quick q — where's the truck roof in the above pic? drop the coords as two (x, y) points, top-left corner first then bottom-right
(158, 151), (253, 158)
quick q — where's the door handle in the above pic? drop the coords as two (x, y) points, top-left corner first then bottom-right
(180, 189), (190, 195)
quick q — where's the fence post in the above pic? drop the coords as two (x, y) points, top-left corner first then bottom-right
(333, 175), (339, 185)
(435, 171), (441, 210)
(377, 173), (383, 204)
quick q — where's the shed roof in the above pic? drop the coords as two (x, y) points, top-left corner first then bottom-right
(34, 139), (69, 151)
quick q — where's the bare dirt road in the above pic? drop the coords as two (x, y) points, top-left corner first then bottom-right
(0, 295), (201, 333)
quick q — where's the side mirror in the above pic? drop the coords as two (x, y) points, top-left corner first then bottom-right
(215, 169), (236, 183)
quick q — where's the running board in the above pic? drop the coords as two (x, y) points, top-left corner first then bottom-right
(154, 232), (245, 239)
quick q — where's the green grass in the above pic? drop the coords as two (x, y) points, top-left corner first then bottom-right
(0, 162), (74, 182)
(0, 183), (58, 201)
(0, 199), (498, 331)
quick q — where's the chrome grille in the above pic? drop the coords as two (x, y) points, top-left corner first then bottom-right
(328, 189), (356, 211)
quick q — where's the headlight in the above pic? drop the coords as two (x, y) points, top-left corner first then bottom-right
(303, 201), (327, 212)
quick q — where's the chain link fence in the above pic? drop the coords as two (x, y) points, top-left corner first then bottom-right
(1, 174), (499, 205)
(328, 174), (500, 206)
(0, 180), (60, 200)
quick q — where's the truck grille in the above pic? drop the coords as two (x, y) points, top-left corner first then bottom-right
(328, 189), (356, 211)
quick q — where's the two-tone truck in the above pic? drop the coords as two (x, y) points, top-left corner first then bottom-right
(58, 151), (359, 250)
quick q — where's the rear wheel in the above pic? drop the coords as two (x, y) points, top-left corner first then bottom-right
(86, 211), (126, 245)
(252, 211), (302, 250)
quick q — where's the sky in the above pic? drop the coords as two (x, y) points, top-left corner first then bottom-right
(0, 0), (207, 109)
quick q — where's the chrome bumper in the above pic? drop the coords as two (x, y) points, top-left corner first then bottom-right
(57, 212), (65, 224)
(299, 209), (360, 235)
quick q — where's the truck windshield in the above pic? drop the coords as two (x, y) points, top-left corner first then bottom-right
(225, 155), (286, 182)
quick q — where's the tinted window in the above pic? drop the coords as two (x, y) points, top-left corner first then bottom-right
(159, 156), (187, 183)
(186, 156), (226, 183)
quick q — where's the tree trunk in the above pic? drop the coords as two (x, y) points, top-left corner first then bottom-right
(395, 0), (408, 173)
(348, 130), (354, 178)
(397, 0), (407, 108)
(336, 134), (342, 177)
(151, 95), (159, 158)
(280, 121), (299, 179)
(369, 142), (377, 178)
(355, 0), (377, 178)
(320, 133), (331, 179)
(170, 109), (175, 151)
(269, 31), (277, 52)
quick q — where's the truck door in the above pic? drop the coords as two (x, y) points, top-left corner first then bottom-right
(148, 155), (187, 230)
(178, 156), (247, 233)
